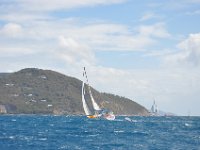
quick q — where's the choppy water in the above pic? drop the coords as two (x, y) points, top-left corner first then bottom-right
(0, 115), (200, 150)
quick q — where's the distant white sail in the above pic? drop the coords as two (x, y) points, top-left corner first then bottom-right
(151, 100), (159, 116)
(151, 105), (154, 113)
(155, 105), (158, 113)
(81, 79), (91, 115)
(151, 100), (156, 113)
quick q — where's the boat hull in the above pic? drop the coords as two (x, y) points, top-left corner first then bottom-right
(87, 115), (98, 119)
(104, 114), (115, 120)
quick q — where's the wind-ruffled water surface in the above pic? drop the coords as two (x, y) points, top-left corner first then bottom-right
(0, 115), (199, 149)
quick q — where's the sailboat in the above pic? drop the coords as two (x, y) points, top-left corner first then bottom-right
(81, 67), (115, 120)
(150, 100), (159, 116)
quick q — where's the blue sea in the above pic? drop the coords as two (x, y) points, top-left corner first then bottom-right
(0, 115), (199, 150)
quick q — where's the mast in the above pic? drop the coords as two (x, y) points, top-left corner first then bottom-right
(81, 71), (91, 115)
(83, 67), (101, 111)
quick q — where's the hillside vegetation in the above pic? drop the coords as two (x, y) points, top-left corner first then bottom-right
(0, 68), (149, 116)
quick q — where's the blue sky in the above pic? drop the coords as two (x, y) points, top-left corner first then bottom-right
(0, 0), (200, 115)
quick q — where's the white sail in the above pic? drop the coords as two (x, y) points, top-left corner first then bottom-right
(151, 105), (154, 113)
(151, 100), (156, 113)
(81, 80), (91, 115)
(81, 67), (115, 120)
(83, 67), (101, 111)
(88, 85), (101, 111)
(155, 105), (158, 113)
(150, 100), (159, 116)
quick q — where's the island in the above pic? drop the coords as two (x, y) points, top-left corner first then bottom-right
(0, 68), (149, 116)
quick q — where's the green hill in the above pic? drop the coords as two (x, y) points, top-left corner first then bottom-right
(0, 68), (149, 116)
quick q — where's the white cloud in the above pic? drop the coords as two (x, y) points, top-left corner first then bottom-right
(0, 0), (126, 23)
(0, 23), (23, 38)
(0, 47), (35, 57)
(1, 0), (126, 13)
(28, 0), (126, 11)
(57, 36), (96, 65)
(148, 0), (200, 13)
(0, 19), (168, 60)
(140, 12), (159, 21)
(139, 23), (171, 38)
(186, 9), (200, 15)
(144, 49), (173, 57)
(0, 13), (50, 23)
(164, 33), (200, 67)
(71, 23), (157, 51)
(61, 22), (170, 51)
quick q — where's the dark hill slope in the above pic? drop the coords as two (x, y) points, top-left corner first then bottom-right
(0, 68), (149, 115)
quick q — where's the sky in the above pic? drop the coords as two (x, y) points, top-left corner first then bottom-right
(0, 0), (200, 116)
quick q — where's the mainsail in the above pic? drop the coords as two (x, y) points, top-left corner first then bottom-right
(81, 74), (91, 115)
(81, 67), (115, 120)
(151, 100), (159, 115)
(83, 67), (101, 111)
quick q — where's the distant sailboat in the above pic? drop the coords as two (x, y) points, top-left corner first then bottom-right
(81, 67), (115, 120)
(150, 100), (159, 116)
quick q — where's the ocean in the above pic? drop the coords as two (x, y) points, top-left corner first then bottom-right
(0, 115), (199, 150)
